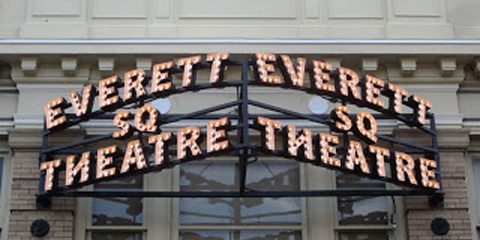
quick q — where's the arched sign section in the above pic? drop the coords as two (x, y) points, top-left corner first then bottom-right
(38, 53), (442, 206)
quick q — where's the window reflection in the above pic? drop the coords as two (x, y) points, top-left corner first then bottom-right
(180, 230), (302, 240)
(336, 173), (388, 225)
(91, 232), (142, 240)
(92, 176), (143, 226)
(180, 161), (301, 225)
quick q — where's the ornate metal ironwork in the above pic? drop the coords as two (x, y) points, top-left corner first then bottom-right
(37, 57), (443, 208)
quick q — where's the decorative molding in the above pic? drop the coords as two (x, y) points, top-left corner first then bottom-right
(434, 114), (464, 129)
(464, 120), (480, 136)
(305, 0), (320, 19)
(92, 0), (148, 19)
(61, 57), (77, 76)
(439, 58), (456, 77)
(98, 57), (115, 77)
(400, 57), (416, 76)
(400, 84), (459, 93)
(361, 57), (378, 72)
(136, 57), (152, 71)
(392, 0), (442, 17)
(0, 120), (14, 136)
(2, 39), (480, 55)
(155, 0), (170, 18)
(32, 0), (81, 17)
(20, 57), (38, 76)
(327, 0), (384, 19)
(324, 57), (341, 69)
(395, 128), (470, 149)
(7, 130), (43, 149)
(16, 83), (84, 91)
(474, 58), (480, 78)
(178, 0), (297, 19)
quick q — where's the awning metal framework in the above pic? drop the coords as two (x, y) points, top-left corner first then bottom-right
(36, 59), (443, 208)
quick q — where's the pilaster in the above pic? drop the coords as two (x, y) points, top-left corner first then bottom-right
(395, 129), (472, 239)
(7, 129), (81, 239)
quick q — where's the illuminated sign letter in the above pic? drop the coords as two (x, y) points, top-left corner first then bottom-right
(279, 55), (306, 87)
(394, 152), (418, 185)
(96, 145), (117, 179)
(69, 84), (96, 118)
(319, 133), (340, 167)
(66, 152), (91, 186)
(113, 111), (133, 139)
(176, 56), (201, 88)
(148, 132), (172, 166)
(331, 106), (352, 132)
(177, 127), (202, 160)
(311, 60), (335, 92)
(44, 97), (68, 130)
(254, 117), (281, 151)
(383, 83), (408, 114)
(254, 53), (281, 85)
(39, 53), (442, 192)
(337, 67), (361, 100)
(355, 112), (378, 144)
(368, 145), (389, 177)
(408, 95), (432, 125)
(206, 53), (230, 84)
(134, 105), (159, 133)
(151, 61), (174, 96)
(99, 76), (122, 110)
(364, 75), (385, 108)
(345, 140), (370, 174)
(124, 69), (147, 102)
(40, 160), (62, 191)
(121, 140), (147, 173)
(419, 158), (440, 189)
(206, 117), (230, 153)
(285, 125), (314, 160)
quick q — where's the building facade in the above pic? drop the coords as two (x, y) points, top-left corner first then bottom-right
(0, 0), (479, 239)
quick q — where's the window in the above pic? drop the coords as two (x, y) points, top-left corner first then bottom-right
(90, 176), (144, 240)
(179, 230), (301, 240)
(75, 166), (173, 240)
(335, 173), (393, 240)
(92, 177), (143, 227)
(178, 159), (303, 240)
(471, 156), (480, 239)
(0, 157), (3, 195)
(0, 157), (3, 238)
(0, 155), (11, 240)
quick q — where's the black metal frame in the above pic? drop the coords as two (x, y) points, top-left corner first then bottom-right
(37, 59), (443, 208)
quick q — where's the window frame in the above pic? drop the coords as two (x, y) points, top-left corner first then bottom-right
(332, 172), (407, 240)
(0, 149), (11, 240)
(173, 157), (308, 240)
(75, 170), (175, 240)
(466, 153), (480, 240)
(76, 176), (148, 240)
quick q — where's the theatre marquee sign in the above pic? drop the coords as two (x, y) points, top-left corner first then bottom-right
(39, 53), (441, 200)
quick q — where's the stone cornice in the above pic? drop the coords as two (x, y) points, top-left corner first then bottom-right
(7, 128), (85, 149)
(7, 129), (43, 149)
(395, 128), (470, 150)
(3, 54), (471, 85)
(0, 39), (479, 55)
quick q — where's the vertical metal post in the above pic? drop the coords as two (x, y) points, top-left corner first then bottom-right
(238, 60), (250, 194)
(429, 114), (444, 207)
(37, 120), (52, 208)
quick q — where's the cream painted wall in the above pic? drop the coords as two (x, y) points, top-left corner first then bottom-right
(0, 0), (479, 38)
